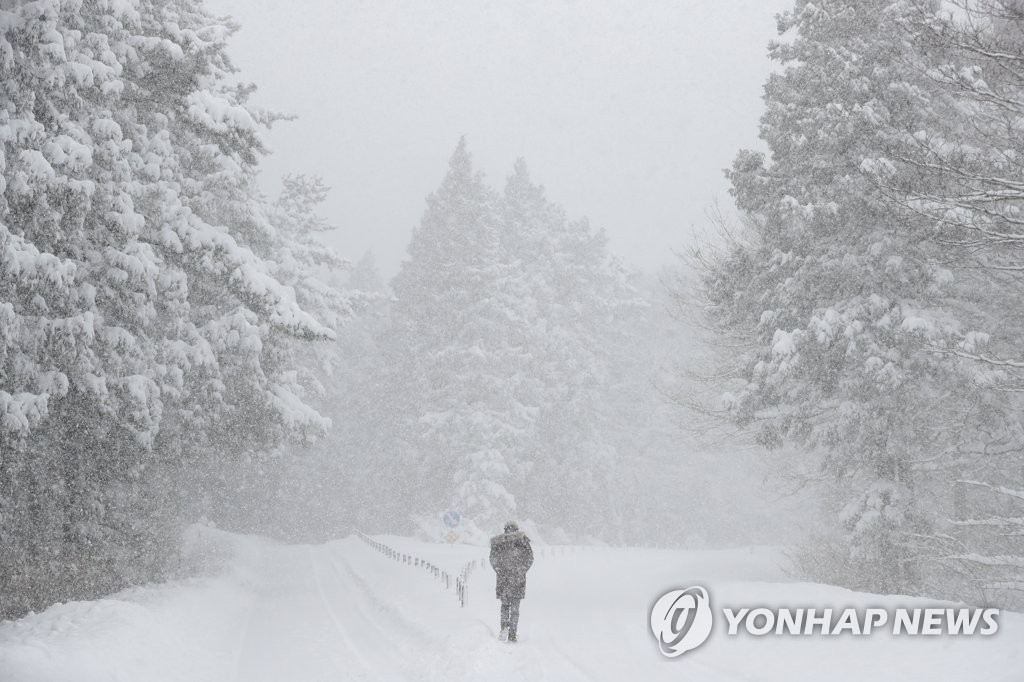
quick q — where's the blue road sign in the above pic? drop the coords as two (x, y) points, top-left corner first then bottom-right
(442, 511), (461, 528)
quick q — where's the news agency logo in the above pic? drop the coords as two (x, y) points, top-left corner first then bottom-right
(650, 586), (1001, 658)
(649, 586), (714, 657)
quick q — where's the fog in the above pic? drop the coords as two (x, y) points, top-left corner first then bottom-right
(205, 0), (790, 275)
(178, 0), (802, 551)
(2, 1), (1023, 678)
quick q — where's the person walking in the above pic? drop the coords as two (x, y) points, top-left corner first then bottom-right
(489, 521), (534, 642)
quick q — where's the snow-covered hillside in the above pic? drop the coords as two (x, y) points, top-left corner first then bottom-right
(0, 530), (1020, 682)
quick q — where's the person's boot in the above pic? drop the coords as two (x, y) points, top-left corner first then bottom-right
(508, 628), (517, 642)
(499, 627), (509, 642)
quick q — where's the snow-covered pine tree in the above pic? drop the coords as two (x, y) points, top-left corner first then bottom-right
(859, 0), (1024, 604)
(271, 175), (353, 331)
(0, 0), (331, 616)
(387, 139), (533, 533)
(349, 250), (386, 295)
(204, 173), (358, 536)
(282, 248), (391, 540)
(370, 149), (652, 540)
(499, 159), (637, 539)
(697, 0), (972, 594)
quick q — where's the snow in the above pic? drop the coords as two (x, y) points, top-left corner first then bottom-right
(772, 328), (798, 356)
(1, 529), (1020, 682)
(185, 91), (257, 134)
(0, 391), (49, 435)
(900, 315), (937, 336)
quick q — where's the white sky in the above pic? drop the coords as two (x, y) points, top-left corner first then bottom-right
(205, 0), (791, 277)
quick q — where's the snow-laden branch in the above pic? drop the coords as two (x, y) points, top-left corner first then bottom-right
(957, 479), (1024, 502)
(949, 553), (1024, 569)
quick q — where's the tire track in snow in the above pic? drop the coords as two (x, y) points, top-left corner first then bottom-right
(323, 545), (424, 642)
(306, 546), (380, 679)
(322, 542), (472, 681)
(229, 597), (257, 682)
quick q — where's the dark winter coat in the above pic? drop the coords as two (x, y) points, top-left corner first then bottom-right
(489, 530), (534, 600)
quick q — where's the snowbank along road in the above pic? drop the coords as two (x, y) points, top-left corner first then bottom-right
(0, 529), (1021, 681)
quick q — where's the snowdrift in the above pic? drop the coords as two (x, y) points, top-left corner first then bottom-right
(0, 529), (1020, 681)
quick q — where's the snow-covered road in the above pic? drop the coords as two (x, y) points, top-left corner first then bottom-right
(1, 530), (1021, 681)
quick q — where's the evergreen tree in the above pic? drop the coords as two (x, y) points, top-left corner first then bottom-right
(499, 159), (635, 538)
(378, 146), (643, 539)
(697, 0), (967, 593)
(0, 0), (331, 616)
(349, 250), (386, 294)
(860, 0), (1024, 603)
(207, 173), (357, 535)
(387, 139), (531, 532)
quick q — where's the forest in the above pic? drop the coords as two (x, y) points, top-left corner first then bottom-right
(1, 0), (1022, 625)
